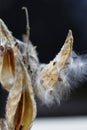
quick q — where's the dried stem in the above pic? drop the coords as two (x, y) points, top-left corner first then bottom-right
(22, 7), (30, 43)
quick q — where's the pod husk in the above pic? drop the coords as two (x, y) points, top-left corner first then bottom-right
(5, 57), (36, 130)
(40, 30), (73, 88)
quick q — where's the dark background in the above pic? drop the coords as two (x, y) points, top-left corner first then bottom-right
(0, 0), (87, 118)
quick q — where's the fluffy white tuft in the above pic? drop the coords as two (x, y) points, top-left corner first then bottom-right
(67, 52), (87, 87)
(35, 51), (87, 105)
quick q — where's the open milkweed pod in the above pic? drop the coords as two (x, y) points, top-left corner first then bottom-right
(0, 19), (16, 91)
(0, 19), (36, 130)
(6, 60), (36, 130)
(15, 63), (36, 130)
(38, 30), (73, 88)
(0, 19), (24, 91)
(19, 64), (36, 130)
(5, 59), (24, 130)
(35, 30), (73, 104)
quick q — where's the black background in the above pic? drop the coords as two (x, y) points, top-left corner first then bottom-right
(0, 0), (87, 118)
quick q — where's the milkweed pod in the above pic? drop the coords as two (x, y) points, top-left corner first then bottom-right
(14, 64), (36, 130)
(6, 61), (36, 130)
(38, 30), (73, 89)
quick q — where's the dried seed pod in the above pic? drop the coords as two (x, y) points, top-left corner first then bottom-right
(37, 30), (73, 89)
(0, 19), (36, 130)
(15, 62), (36, 130)
(6, 59), (23, 130)
(0, 18), (21, 91)
(18, 64), (36, 130)
(35, 30), (73, 104)
(41, 30), (73, 88)
(6, 59), (36, 130)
